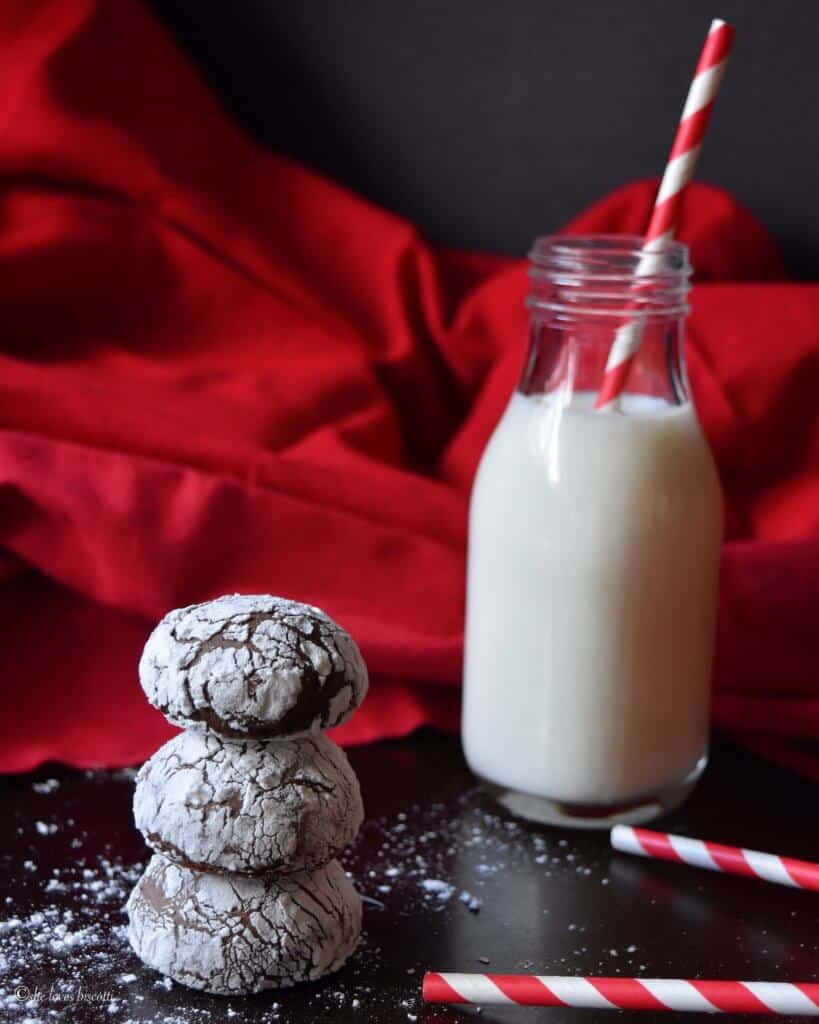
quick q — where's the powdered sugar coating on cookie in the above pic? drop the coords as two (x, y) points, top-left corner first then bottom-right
(134, 730), (363, 875)
(127, 854), (361, 994)
(138, 595), (369, 738)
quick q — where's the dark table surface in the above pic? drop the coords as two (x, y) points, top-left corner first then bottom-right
(1, 732), (818, 1024)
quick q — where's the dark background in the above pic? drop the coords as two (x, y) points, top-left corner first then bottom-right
(147, 1), (815, 276)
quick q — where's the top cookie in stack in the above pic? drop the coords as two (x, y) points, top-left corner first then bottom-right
(139, 593), (369, 738)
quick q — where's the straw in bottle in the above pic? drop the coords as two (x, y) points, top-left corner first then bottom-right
(596, 18), (735, 411)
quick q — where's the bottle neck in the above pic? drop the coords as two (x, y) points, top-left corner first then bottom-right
(521, 236), (692, 406)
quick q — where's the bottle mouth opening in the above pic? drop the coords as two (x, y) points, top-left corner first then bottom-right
(528, 235), (691, 320)
(530, 234), (692, 277)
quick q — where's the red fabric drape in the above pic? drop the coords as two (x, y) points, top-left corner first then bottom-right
(1, 0), (818, 778)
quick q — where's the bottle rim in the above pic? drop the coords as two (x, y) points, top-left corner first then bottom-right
(528, 234), (691, 320)
(529, 234), (691, 277)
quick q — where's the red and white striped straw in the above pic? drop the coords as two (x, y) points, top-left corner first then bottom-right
(595, 18), (735, 411)
(424, 974), (819, 1014)
(612, 825), (819, 891)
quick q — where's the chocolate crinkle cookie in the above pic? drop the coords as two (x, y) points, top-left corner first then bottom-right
(139, 594), (368, 738)
(127, 854), (361, 995)
(134, 730), (364, 875)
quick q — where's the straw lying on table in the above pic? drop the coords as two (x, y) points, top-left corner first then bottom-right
(596, 18), (735, 411)
(611, 825), (819, 891)
(423, 974), (819, 1014)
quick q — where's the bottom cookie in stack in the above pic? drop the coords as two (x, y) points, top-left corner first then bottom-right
(127, 855), (362, 995)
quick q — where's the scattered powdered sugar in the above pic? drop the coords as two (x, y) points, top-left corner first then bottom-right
(343, 793), (613, 926)
(32, 780), (61, 796)
(419, 879), (455, 902)
(459, 890), (482, 912)
(0, 851), (144, 1022)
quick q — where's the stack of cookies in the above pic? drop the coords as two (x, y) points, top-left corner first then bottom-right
(126, 594), (369, 995)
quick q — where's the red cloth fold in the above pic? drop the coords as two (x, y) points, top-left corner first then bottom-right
(1, 0), (818, 778)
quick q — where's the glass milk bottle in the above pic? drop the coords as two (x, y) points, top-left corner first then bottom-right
(462, 236), (722, 827)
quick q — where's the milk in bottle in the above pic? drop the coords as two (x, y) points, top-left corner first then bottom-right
(462, 237), (722, 827)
